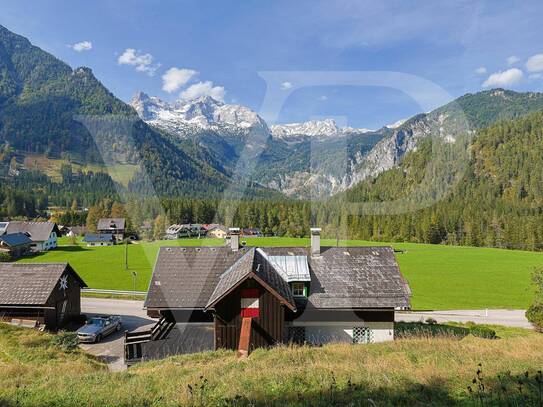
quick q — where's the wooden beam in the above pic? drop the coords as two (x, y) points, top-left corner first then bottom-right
(237, 317), (252, 358)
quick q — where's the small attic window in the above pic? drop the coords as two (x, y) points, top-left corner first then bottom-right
(292, 282), (306, 297)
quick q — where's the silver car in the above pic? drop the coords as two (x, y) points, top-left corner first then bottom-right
(77, 316), (122, 343)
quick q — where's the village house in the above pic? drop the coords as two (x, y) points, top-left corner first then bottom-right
(0, 233), (33, 259)
(206, 224), (228, 239)
(241, 227), (262, 237)
(0, 221), (59, 252)
(0, 263), (87, 330)
(68, 226), (87, 237)
(125, 228), (411, 362)
(97, 218), (126, 242)
(82, 233), (115, 247)
(165, 224), (206, 239)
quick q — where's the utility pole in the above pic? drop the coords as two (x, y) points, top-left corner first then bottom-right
(132, 271), (137, 300)
(336, 214), (340, 247)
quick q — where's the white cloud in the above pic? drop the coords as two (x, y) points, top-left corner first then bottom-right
(162, 68), (198, 93)
(117, 48), (160, 76)
(474, 67), (487, 75)
(529, 73), (543, 80)
(280, 81), (293, 90)
(526, 53), (543, 72)
(70, 41), (92, 52)
(506, 55), (520, 65)
(482, 68), (523, 88)
(180, 81), (225, 102)
(318, 95), (328, 101)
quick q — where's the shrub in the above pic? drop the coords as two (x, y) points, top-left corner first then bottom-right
(0, 252), (11, 262)
(470, 325), (497, 339)
(527, 266), (543, 332)
(526, 304), (543, 332)
(425, 317), (437, 325)
(50, 331), (78, 352)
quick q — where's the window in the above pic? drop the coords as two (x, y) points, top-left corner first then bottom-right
(353, 327), (373, 344)
(292, 282), (305, 297)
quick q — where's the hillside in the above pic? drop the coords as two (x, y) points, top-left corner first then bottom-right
(335, 108), (543, 250)
(0, 25), (279, 200)
(1, 322), (542, 406)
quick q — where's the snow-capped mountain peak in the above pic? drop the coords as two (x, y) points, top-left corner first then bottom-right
(130, 92), (267, 132)
(270, 118), (372, 140)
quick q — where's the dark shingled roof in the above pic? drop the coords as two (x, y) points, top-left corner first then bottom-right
(0, 263), (87, 306)
(5, 221), (59, 242)
(83, 233), (115, 243)
(145, 246), (249, 309)
(261, 247), (411, 308)
(97, 218), (126, 230)
(205, 248), (296, 311)
(308, 246), (411, 309)
(145, 245), (411, 311)
(0, 232), (32, 247)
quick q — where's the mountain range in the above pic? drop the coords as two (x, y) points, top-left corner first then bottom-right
(2, 23), (543, 202)
(130, 88), (543, 198)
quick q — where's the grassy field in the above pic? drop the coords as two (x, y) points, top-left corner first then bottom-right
(16, 237), (543, 310)
(21, 153), (138, 186)
(1, 322), (542, 406)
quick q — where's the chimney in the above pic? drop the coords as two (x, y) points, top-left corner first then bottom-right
(310, 228), (321, 256)
(229, 227), (240, 251)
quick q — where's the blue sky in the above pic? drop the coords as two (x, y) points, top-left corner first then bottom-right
(2, 0), (543, 128)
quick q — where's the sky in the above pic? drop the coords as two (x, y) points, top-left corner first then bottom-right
(2, 0), (543, 129)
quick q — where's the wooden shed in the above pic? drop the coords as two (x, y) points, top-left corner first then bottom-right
(0, 263), (87, 330)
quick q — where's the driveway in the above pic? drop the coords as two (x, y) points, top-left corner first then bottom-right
(396, 309), (532, 329)
(79, 298), (154, 371)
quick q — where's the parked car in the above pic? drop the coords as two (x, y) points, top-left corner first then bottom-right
(77, 316), (122, 343)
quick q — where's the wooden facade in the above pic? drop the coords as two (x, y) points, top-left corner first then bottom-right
(0, 265), (85, 331)
(213, 278), (285, 352)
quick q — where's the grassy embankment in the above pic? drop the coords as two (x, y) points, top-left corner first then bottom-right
(1, 322), (542, 406)
(16, 237), (542, 310)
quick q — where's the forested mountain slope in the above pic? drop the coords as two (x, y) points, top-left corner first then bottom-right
(332, 109), (543, 249)
(0, 24), (276, 199)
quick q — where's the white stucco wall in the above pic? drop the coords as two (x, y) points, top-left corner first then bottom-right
(290, 321), (394, 344)
(30, 231), (57, 252)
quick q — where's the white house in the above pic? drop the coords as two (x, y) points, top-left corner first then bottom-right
(2, 221), (59, 252)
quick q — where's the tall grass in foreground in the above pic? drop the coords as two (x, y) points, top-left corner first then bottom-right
(1, 323), (543, 406)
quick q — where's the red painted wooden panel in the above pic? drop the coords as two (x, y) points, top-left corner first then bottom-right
(241, 308), (259, 318)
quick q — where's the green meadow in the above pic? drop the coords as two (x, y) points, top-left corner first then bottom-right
(16, 237), (543, 310)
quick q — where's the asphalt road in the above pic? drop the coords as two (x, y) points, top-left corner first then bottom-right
(396, 309), (532, 328)
(80, 298), (154, 371)
(79, 298), (532, 370)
